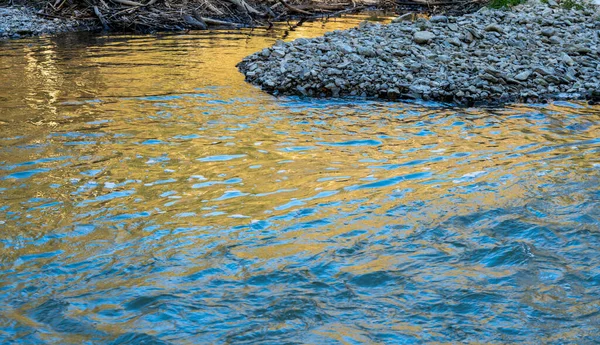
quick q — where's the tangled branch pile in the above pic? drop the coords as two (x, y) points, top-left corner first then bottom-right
(23, 0), (382, 31)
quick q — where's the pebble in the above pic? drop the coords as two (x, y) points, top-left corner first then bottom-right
(485, 23), (504, 33)
(413, 31), (435, 44)
(515, 70), (532, 81)
(430, 15), (449, 23)
(237, 1), (600, 104)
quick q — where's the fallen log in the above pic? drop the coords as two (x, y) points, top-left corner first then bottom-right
(93, 6), (110, 29)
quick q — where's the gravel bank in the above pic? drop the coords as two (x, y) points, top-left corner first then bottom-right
(238, 2), (600, 104)
(0, 7), (90, 39)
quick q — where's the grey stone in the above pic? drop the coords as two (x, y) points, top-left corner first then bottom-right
(430, 15), (449, 23)
(447, 37), (462, 46)
(336, 43), (354, 54)
(357, 46), (376, 57)
(515, 71), (532, 81)
(413, 31), (435, 44)
(561, 53), (575, 66)
(548, 35), (563, 44)
(541, 28), (556, 37)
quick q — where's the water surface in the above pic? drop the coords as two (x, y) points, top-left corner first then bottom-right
(1, 14), (600, 344)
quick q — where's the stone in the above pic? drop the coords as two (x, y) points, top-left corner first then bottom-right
(561, 53), (575, 66)
(447, 37), (462, 46)
(514, 71), (532, 81)
(336, 43), (354, 54)
(541, 28), (556, 37)
(357, 46), (376, 57)
(548, 36), (563, 44)
(413, 31), (435, 44)
(484, 24), (504, 33)
(430, 15), (449, 23)
(462, 31), (474, 43)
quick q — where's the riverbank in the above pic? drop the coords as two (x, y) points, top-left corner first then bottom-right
(0, 7), (96, 39)
(238, 1), (600, 105)
(3, 0), (383, 34)
(0, 0), (485, 37)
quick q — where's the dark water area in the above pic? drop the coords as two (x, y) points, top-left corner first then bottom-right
(1, 14), (600, 344)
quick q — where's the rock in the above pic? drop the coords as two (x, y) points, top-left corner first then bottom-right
(413, 31), (435, 44)
(392, 13), (417, 23)
(462, 31), (474, 43)
(447, 37), (462, 46)
(317, 43), (330, 51)
(481, 73), (499, 83)
(259, 48), (270, 57)
(430, 15), (449, 23)
(515, 70), (532, 81)
(336, 43), (354, 54)
(357, 46), (376, 57)
(533, 67), (553, 76)
(574, 45), (592, 54)
(548, 35), (563, 44)
(561, 53), (575, 66)
(541, 28), (556, 37)
(484, 24), (504, 33)
(272, 49), (286, 58)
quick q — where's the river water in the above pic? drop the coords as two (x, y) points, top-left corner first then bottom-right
(1, 14), (600, 344)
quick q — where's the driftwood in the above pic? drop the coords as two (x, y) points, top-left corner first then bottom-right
(225, 0), (264, 15)
(183, 13), (208, 29)
(93, 5), (109, 29)
(112, 0), (144, 6)
(278, 0), (313, 15)
(41, 0), (485, 33)
(201, 17), (244, 26)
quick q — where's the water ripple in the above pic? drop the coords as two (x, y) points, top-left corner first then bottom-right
(0, 16), (599, 344)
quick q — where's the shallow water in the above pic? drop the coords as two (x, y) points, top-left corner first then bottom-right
(1, 14), (600, 344)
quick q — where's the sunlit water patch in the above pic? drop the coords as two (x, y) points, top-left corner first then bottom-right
(1, 14), (600, 344)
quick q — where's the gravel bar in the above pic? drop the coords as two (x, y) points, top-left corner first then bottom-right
(238, 1), (600, 104)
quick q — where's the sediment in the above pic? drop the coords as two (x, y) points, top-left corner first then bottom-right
(238, 1), (600, 104)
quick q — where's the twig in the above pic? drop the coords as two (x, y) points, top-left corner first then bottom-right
(93, 6), (110, 30)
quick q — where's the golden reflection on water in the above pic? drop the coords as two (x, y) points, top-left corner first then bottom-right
(0, 26), (599, 260)
(0, 13), (599, 343)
